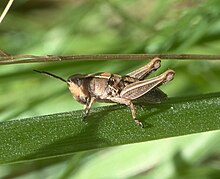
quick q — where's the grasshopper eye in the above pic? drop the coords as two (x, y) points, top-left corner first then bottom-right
(67, 74), (84, 86)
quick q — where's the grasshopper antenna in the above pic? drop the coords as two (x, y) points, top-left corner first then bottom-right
(33, 70), (67, 83)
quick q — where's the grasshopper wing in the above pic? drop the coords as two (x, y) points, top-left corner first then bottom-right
(133, 88), (167, 103)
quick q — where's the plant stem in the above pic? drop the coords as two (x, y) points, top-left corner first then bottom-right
(1, 53), (220, 65)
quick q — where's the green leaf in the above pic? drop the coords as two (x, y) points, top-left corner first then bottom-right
(0, 92), (219, 164)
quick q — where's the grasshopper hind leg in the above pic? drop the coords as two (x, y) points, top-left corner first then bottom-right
(126, 57), (161, 80)
(109, 97), (144, 128)
(129, 102), (144, 128)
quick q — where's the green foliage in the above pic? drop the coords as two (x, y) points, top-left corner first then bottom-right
(0, 0), (220, 178)
(0, 92), (220, 165)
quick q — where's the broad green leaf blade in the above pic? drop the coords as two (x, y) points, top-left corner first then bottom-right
(0, 92), (220, 164)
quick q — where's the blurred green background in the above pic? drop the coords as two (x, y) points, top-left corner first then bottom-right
(0, 0), (220, 178)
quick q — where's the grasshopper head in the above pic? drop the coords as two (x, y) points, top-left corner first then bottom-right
(67, 74), (89, 104)
(67, 74), (85, 86)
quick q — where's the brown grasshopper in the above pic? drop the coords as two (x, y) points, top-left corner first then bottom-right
(34, 57), (174, 128)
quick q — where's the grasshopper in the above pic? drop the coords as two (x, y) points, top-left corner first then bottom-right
(34, 57), (174, 128)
